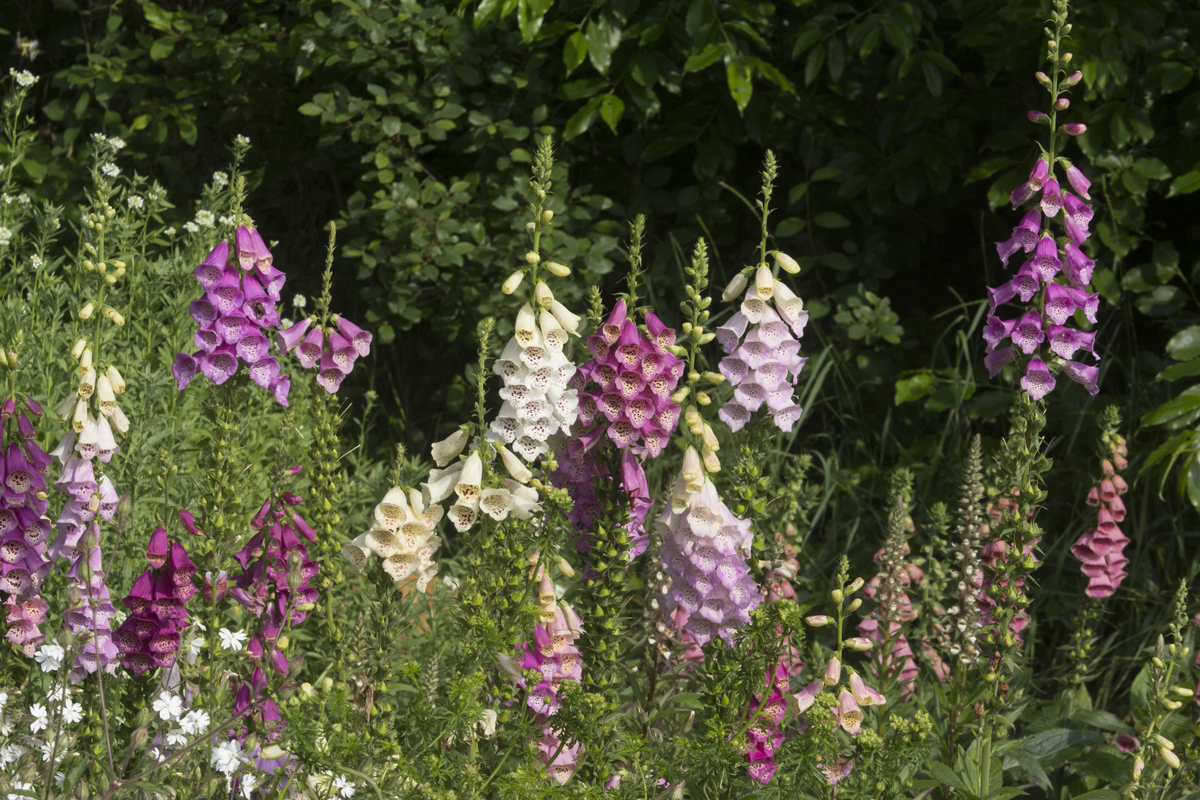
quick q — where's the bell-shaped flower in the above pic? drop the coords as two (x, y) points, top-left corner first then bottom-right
(824, 656), (842, 685)
(1010, 180), (1035, 208)
(848, 672), (886, 706)
(327, 331), (358, 374)
(277, 318), (312, 353)
(792, 680), (823, 714)
(1011, 262), (1040, 302)
(269, 374), (290, 407)
(1062, 243), (1095, 287)
(985, 346), (1017, 378)
(1031, 236), (1061, 281)
(1044, 282), (1078, 325)
(987, 281), (1017, 315)
(196, 240), (230, 285)
(1041, 177), (1062, 217)
(341, 533), (372, 573)
(447, 501), (478, 533)
(1065, 286), (1099, 324)
(983, 316), (1016, 353)
(1047, 324), (1097, 360)
(497, 443), (532, 483)
(296, 328), (324, 369)
(549, 301), (581, 335)
(1062, 360), (1100, 395)
(423, 461), (463, 505)
(315, 351), (346, 394)
(1011, 312), (1045, 355)
(1062, 193), (1093, 245)
(236, 226), (259, 270)
(501, 479), (541, 519)
(835, 688), (863, 735)
(334, 315), (372, 357)
(455, 451), (483, 504)
(1020, 358), (1056, 400)
(515, 304), (539, 347)
(996, 208), (1042, 267)
(771, 281), (808, 336)
(431, 429), (468, 467)
(146, 526), (169, 568)
(1066, 165), (1091, 199)
(1028, 157), (1049, 190)
(201, 348), (238, 385)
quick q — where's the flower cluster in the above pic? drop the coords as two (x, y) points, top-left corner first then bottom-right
(113, 528), (196, 675)
(656, 450), (760, 646)
(341, 484), (443, 592)
(550, 437), (652, 560)
(424, 443), (541, 535)
(716, 268), (808, 433)
(1, 397), (53, 657)
(172, 229), (291, 404)
(486, 299), (581, 461)
(857, 539), (925, 696)
(276, 312), (371, 394)
(743, 662), (788, 783)
(515, 587), (585, 784)
(1071, 431), (1130, 598)
(575, 299), (683, 458)
(977, 495), (1038, 641)
(983, 73), (1101, 400)
(227, 488), (320, 675)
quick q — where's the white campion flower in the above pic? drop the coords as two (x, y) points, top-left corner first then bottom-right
(0, 691), (7, 709)
(165, 728), (188, 746)
(211, 739), (250, 775)
(219, 628), (248, 651)
(101, 163), (120, 178)
(180, 708), (210, 735)
(61, 699), (83, 725)
(293, 293), (307, 309)
(0, 714), (13, 736)
(40, 738), (62, 763)
(332, 775), (356, 798)
(0, 743), (23, 767)
(29, 703), (49, 733)
(152, 691), (183, 721)
(35, 641), (65, 672)
(240, 773), (258, 798)
(12, 69), (36, 87)
(108, 136), (126, 150)
(188, 635), (205, 660)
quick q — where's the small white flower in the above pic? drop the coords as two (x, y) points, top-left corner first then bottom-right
(211, 739), (249, 776)
(189, 635), (205, 659)
(333, 775), (356, 798)
(195, 210), (215, 227)
(442, 575), (460, 591)
(0, 227), (11, 246)
(152, 691), (183, 721)
(235, 134), (250, 146)
(194, 620), (207, 631)
(280, 317), (293, 328)
(111, 609), (127, 626)
(240, 773), (258, 798)
(29, 254), (42, 269)
(109, 136), (126, 151)
(301, 39), (317, 55)
(12, 69), (36, 87)
(166, 727), (188, 746)
(35, 641), (65, 672)
(61, 699), (83, 725)
(212, 171), (229, 190)
(40, 737), (62, 763)
(101, 163), (120, 178)
(149, 746), (166, 763)
(0, 713), (13, 736)
(219, 628), (248, 651)
(218, 214), (234, 226)
(16, 193), (29, 205)
(0, 743), (23, 767)
(6, 781), (33, 800)
(183, 221), (199, 233)
(292, 293), (307, 309)
(165, 226), (177, 236)
(47, 684), (68, 704)
(0, 691), (8, 709)
(180, 708), (210, 735)
(29, 702), (49, 733)
(55, 773), (66, 787)
(127, 195), (144, 210)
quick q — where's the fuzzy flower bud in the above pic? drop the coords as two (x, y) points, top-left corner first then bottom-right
(545, 261), (571, 277)
(722, 272), (749, 302)
(71, 338), (87, 360)
(824, 656), (842, 685)
(805, 615), (831, 626)
(846, 637), (873, 651)
(1065, 70), (1083, 86)
(1064, 123), (1087, 136)
(502, 270), (526, 295)
(535, 281), (555, 309)
(79, 303), (95, 320)
(774, 251), (800, 274)
(754, 266), (775, 300)
(541, 209), (554, 223)
(525, 251), (541, 265)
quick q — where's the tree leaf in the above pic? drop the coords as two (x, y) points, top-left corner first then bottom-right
(474, 0), (507, 30)
(1133, 157), (1170, 180)
(726, 61), (752, 114)
(599, 94), (624, 134)
(149, 36), (175, 60)
(517, 0), (554, 43)
(684, 43), (724, 73)
(805, 43), (826, 86)
(1168, 171), (1200, 197)
(922, 56), (942, 97)
(585, 17), (622, 76)
(563, 31), (587, 76)
(814, 211), (850, 228)
(774, 217), (805, 237)
(563, 96), (602, 140)
(1141, 386), (1200, 427)
(1166, 325), (1200, 361)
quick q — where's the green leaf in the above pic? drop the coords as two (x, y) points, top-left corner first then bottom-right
(827, 37), (845, 81)
(928, 762), (970, 794)
(20, 158), (46, 181)
(474, 0), (506, 29)
(1133, 157), (1171, 181)
(1141, 386), (1200, 427)
(1072, 709), (1134, 733)
(381, 116), (401, 137)
(726, 61), (752, 114)
(774, 217), (805, 237)
(921, 56), (942, 97)
(745, 56), (796, 94)
(517, 0), (554, 43)
(141, 2), (173, 31)
(1017, 729), (1103, 766)
(811, 166), (841, 181)
(299, 102), (325, 117)
(895, 372), (937, 404)
(598, 94), (624, 134)
(130, 114), (152, 131)
(1157, 359), (1200, 382)
(1166, 325), (1200, 361)
(1072, 791), (1123, 800)
(791, 28), (822, 58)
(563, 31), (587, 76)
(642, 136), (690, 162)
(149, 36), (175, 60)
(177, 116), (198, 146)
(805, 43), (826, 86)
(985, 790), (1026, 800)
(813, 211), (850, 228)
(684, 43), (724, 73)
(585, 17), (622, 76)
(1168, 171), (1200, 197)
(563, 96), (602, 140)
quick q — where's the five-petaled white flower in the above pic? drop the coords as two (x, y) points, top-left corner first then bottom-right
(34, 641), (64, 672)
(152, 691), (183, 721)
(166, 728), (188, 746)
(211, 739), (249, 776)
(7, 780), (33, 800)
(219, 628), (248, 651)
(240, 772), (258, 798)
(189, 635), (205, 659)
(29, 703), (49, 733)
(61, 699), (83, 725)
(333, 775), (356, 798)
(180, 708), (211, 735)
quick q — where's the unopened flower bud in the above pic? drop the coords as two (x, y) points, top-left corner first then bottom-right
(525, 222), (536, 235)
(846, 598), (862, 612)
(755, 265), (775, 300)
(774, 251), (800, 274)
(501, 269), (526, 295)
(1160, 746), (1180, 769)
(541, 209), (554, 223)
(696, 392), (711, 406)
(260, 744), (287, 760)
(79, 303), (95, 320)
(824, 657), (841, 685)
(805, 615), (831, 626)
(1064, 123), (1086, 136)
(1162, 698), (1183, 710)
(5, 352), (15, 369)
(1061, 52), (1072, 63)
(701, 447), (720, 473)
(545, 261), (570, 277)
(846, 577), (864, 594)
(1027, 110), (1048, 124)
(670, 387), (690, 403)
(556, 556), (574, 577)
(525, 251), (541, 264)
(831, 588), (844, 604)
(1132, 756), (1144, 780)
(847, 637), (873, 651)
(703, 371), (725, 383)
(722, 272), (748, 302)
(71, 338), (87, 360)
(1155, 734), (1174, 750)
(535, 281), (554, 309)
(1152, 656), (1165, 669)
(1054, 98), (1070, 110)
(1035, 71), (1051, 85)
(1171, 685), (1194, 697)
(1065, 70), (1083, 86)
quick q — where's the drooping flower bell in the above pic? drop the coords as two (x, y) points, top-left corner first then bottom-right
(275, 312), (373, 395)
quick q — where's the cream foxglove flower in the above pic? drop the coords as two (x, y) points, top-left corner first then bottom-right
(479, 487), (514, 521)
(431, 429), (468, 467)
(106, 364), (126, 393)
(423, 461), (463, 505)
(454, 451), (483, 504)
(548, 300), (580, 335)
(496, 443), (532, 483)
(754, 265), (775, 300)
(341, 533), (372, 573)
(373, 487), (411, 529)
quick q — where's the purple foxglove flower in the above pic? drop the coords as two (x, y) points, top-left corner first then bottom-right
(1044, 282), (1078, 325)
(1065, 286), (1099, 324)
(236, 225), (258, 270)
(194, 327), (221, 353)
(1028, 157), (1049, 190)
(1062, 193), (1093, 245)
(21, 438), (51, 475)
(983, 316), (1016, 353)
(1040, 177), (1062, 217)
(315, 352), (346, 393)
(716, 312), (749, 354)
(334, 316), (372, 357)
(123, 570), (154, 615)
(16, 413), (34, 440)
(246, 357), (281, 390)
(189, 299), (218, 328)
(236, 333), (270, 363)
(168, 541), (196, 583)
(1011, 312), (1045, 355)
(207, 270), (245, 316)
(327, 331), (358, 374)
(194, 241), (230, 287)
(1062, 360), (1100, 395)
(172, 352), (199, 391)
(241, 276), (278, 327)
(1011, 262), (1040, 302)
(984, 346), (1017, 378)
(1010, 181), (1034, 209)
(1066, 165), (1091, 199)
(277, 318), (312, 353)
(201, 348), (239, 385)
(1027, 109), (1048, 123)
(249, 227), (274, 272)
(1062, 243), (1095, 287)
(1047, 324), (1097, 360)
(146, 526), (169, 568)
(996, 209), (1042, 267)
(269, 374), (290, 406)
(987, 282), (1017, 315)
(1020, 358), (1056, 400)
(260, 265), (286, 300)
(1031, 235), (1062, 281)
(296, 328), (324, 369)
(718, 402), (750, 433)
(215, 313), (251, 345)
(179, 508), (204, 537)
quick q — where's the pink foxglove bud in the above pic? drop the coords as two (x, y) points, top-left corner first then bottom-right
(1054, 98), (1070, 110)
(1065, 70), (1083, 86)
(1027, 110), (1048, 124)
(1064, 123), (1087, 135)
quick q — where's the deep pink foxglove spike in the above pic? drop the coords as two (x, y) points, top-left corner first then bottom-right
(327, 331), (358, 374)
(0, 398), (14, 420)
(24, 397), (43, 417)
(167, 541), (195, 580)
(235, 226), (258, 270)
(1028, 157), (1049, 190)
(241, 275), (278, 328)
(983, 316), (1017, 353)
(269, 374), (290, 407)
(195, 241), (230, 288)
(1063, 243), (1096, 287)
(146, 526), (169, 568)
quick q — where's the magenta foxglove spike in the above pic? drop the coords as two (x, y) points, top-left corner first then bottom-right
(146, 527), (169, 568)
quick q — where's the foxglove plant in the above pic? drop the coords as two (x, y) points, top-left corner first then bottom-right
(743, 661), (788, 783)
(983, 30), (1101, 399)
(1070, 408), (1131, 598)
(341, 483), (444, 593)
(113, 530), (197, 674)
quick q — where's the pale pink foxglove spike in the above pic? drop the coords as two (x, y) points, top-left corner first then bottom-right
(334, 315), (372, 358)
(1066, 165), (1091, 199)
(1020, 358), (1056, 401)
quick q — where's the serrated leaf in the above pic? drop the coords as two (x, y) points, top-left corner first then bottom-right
(599, 94), (624, 134)
(563, 31), (587, 75)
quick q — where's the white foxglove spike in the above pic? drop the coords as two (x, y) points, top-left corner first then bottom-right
(365, 527), (402, 558)
(97, 376), (117, 417)
(430, 429), (468, 467)
(78, 365), (97, 399)
(341, 533), (372, 573)
(72, 398), (88, 433)
(535, 281), (554, 309)
(548, 300), (580, 335)
(479, 487), (514, 521)
(501, 269), (526, 295)
(775, 251), (800, 274)
(681, 446), (704, 494)
(447, 501), (479, 532)
(106, 364), (126, 393)
(539, 312), (567, 353)
(111, 405), (130, 436)
(515, 304), (538, 347)
(771, 281), (808, 337)
(500, 479), (540, 519)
